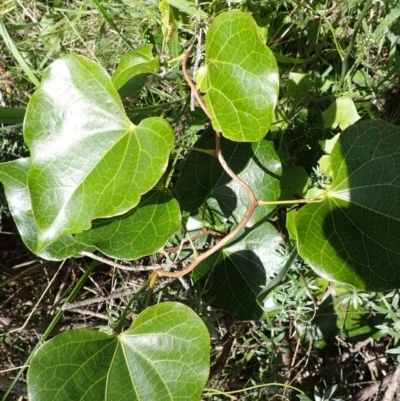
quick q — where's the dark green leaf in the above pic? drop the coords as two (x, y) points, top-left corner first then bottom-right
(175, 129), (281, 227)
(296, 120), (400, 291)
(27, 303), (210, 401)
(75, 189), (181, 260)
(193, 223), (285, 320)
(200, 11), (279, 142)
(24, 55), (174, 252)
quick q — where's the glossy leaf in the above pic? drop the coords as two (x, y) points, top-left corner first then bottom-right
(193, 224), (285, 320)
(75, 189), (181, 260)
(296, 120), (400, 291)
(112, 45), (159, 98)
(24, 55), (175, 252)
(0, 158), (95, 260)
(28, 302), (210, 401)
(175, 129), (281, 227)
(200, 11), (279, 142)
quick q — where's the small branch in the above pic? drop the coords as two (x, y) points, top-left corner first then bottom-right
(182, 48), (211, 119)
(381, 362), (400, 401)
(80, 251), (162, 271)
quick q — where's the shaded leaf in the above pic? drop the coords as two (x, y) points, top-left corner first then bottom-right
(193, 223), (285, 320)
(75, 189), (181, 260)
(296, 120), (400, 291)
(175, 129), (281, 227)
(24, 55), (174, 252)
(201, 11), (279, 142)
(27, 302), (210, 401)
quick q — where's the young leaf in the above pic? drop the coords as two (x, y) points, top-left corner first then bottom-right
(175, 129), (281, 227)
(200, 11), (279, 142)
(0, 158), (95, 260)
(322, 96), (361, 131)
(23, 55), (175, 252)
(74, 189), (181, 260)
(193, 223), (285, 320)
(27, 302), (210, 401)
(296, 120), (400, 291)
(112, 44), (159, 99)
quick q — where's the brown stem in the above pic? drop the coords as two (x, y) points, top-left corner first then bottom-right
(181, 48), (211, 119)
(157, 132), (258, 278)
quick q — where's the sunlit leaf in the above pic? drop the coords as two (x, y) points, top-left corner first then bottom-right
(200, 11), (279, 142)
(112, 45), (159, 98)
(24, 55), (174, 252)
(0, 158), (95, 260)
(28, 302), (210, 401)
(75, 189), (181, 260)
(322, 96), (361, 131)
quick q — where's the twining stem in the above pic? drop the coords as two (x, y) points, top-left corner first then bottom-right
(157, 131), (258, 278)
(157, 49), (259, 278)
(181, 48), (211, 119)
(1, 260), (98, 401)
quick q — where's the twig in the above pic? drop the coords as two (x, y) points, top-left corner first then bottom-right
(80, 251), (162, 271)
(381, 362), (400, 401)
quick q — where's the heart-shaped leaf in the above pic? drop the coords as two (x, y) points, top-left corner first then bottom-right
(200, 11), (279, 142)
(175, 129), (281, 227)
(75, 189), (181, 260)
(296, 120), (400, 291)
(27, 302), (210, 401)
(0, 158), (95, 260)
(24, 55), (175, 252)
(193, 224), (285, 320)
(112, 45), (159, 98)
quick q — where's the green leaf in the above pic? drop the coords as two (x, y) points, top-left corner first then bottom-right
(0, 158), (95, 260)
(322, 96), (361, 131)
(27, 302), (210, 401)
(279, 166), (310, 200)
(193, 224), (285, 320)
(112, 45), (159, 98)
(166, 0), (208, 18)
(75, 189), (181, 260)
(201, 11), (279, 142)
(296, 120), (400, 291)
(24, 55), (175, 252)
(175, 129), (281, 227)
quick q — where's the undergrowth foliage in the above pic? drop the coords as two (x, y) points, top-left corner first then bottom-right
(1, 1), (400, 400)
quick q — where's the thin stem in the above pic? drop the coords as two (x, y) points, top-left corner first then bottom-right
(115, 276), (152, 334)
(157, 132), (258, 278)
(340, 0), (373, 87)
(258, 194), (326, 206)
(1, 260), (98, 401)
(182, 48), (211, 119)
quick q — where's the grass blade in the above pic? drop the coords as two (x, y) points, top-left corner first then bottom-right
(0, 18), (40, 87)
